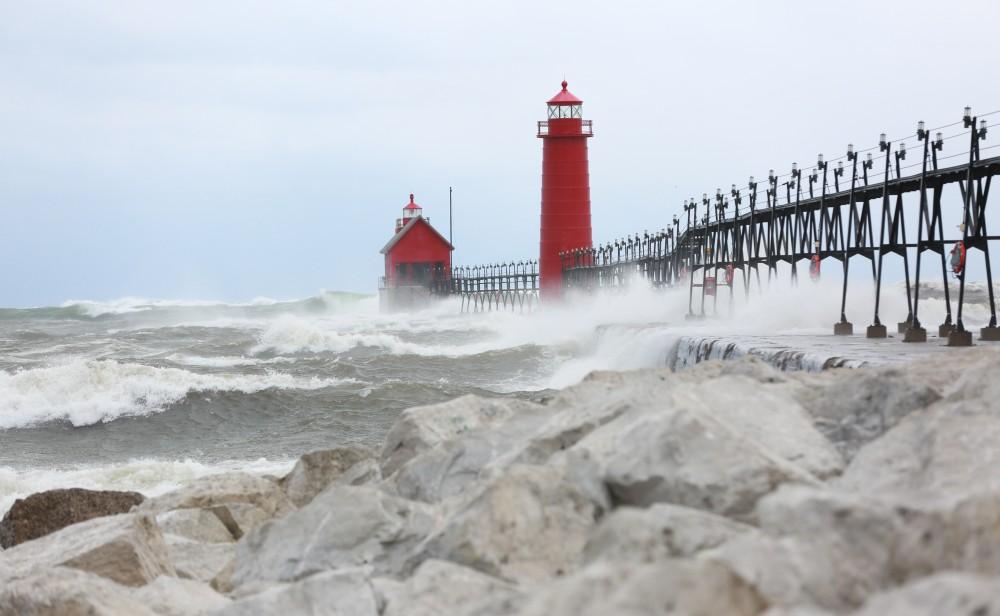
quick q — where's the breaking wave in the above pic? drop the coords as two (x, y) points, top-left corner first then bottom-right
(0, 291), (374, 321)
(0, 359), (351, 429)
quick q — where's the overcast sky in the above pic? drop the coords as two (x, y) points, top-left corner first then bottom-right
(2, 0), (999, 307)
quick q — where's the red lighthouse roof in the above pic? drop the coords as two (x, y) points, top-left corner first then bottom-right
(403, 193), (421, 210)
(547, 80), (583, 105)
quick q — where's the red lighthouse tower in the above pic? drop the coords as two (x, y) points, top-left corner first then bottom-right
(537, 80), (594, 298)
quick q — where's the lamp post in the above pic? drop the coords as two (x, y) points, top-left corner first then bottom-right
(951, 106), (998, 345)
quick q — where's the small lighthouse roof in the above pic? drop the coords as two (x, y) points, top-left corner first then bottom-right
(403, 193), (422, 210)
(547, 80), (583, 105)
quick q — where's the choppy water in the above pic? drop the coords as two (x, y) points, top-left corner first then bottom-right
(0, 290), (689, 512)
(0, 280), (988, 513)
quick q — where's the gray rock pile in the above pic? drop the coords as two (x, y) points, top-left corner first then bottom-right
(3, 347), (1000, 615)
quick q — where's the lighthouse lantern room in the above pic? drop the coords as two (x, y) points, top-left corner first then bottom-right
(379, 193), (454, 312)
(537, 80), (594, 298)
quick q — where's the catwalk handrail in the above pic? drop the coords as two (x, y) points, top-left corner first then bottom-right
(561, 108), (999, 346)
(428, 261), (540, 312)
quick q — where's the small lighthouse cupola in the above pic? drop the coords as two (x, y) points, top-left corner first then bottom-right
(547, 80), (583, 119)
(397, 193), (424, 232)
(537, 80), (594, 299)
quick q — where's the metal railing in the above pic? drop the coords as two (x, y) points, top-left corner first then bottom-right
(537, 119), (593, 137)
(561, 108), (1000, 346)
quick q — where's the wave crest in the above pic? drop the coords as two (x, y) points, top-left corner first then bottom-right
(0, 360), (348, 429)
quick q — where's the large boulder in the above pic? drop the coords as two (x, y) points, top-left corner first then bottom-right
(0, 488), (145, 548)
(0, 512), (174, 586)
(231, 484), (437, 588)
(705, 485), (902, 612)
(374, 559), (522, 616)
(0, 566), (158, 616)
(852, 571), (1000, 616)
(385, 367), (834, 511)
(890, 490), (1000, 579)
(280, 446), (375, 507)
(380, 395), (542, 476)
(792, 365), (943, 460)
(424, 464), (603, 583)
(514, 559), (766, 616)
(836, 386), (1000, 506)
(215, 568), (378, 616)
(583, 503), (754, 564)
(386, 411), (548, 504)
(569, 374), (825, 518)
(137, 472), (294, 538)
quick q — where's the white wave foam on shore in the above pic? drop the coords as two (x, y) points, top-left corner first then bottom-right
(0, 457), (296, 517)
(0, 360), (350, 429)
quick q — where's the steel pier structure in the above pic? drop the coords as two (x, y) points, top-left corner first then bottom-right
(432, 261), (540, 313)
(559, 109), (999, 346)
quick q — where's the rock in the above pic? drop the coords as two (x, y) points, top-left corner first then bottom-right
(280, 446), (375, 507)
(137, 472), (294, 538)
(890, 490), (1000, 579)
(165, 535), (235, 582)
(380, 395), (542, 476)
(0, 488), (145, 548)
(130, 576), (231, 616)
(424, 464), (602, 583)
(570, 380), (820, 518)
(583, 503), (754, 564)
(706, 485), (902, 611)
(387, 413), (546, 504)
(231, 484), (437, 588)
(385, 371), (663, 504)
(156, 508), (235, 543)
(334, 458), (381, 487)
(514, 559), (766, 616)
(852, 571), (1000, 616)
(836, 395), (1000, 505)
(215, 568), (378, 616)
(793, 366), (943, 460)
(678, 374), (844, 480)
(0, 566), (158, 616)
(0, 512), (174, 586)
(374, 559), (522, 616)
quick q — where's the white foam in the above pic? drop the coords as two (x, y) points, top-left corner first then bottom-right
(165, 354), (294, 368)
(0, 457), (296, 516)
(0, 359), (350, 429)
(63, 297), (235, 317)
(58, 291), (372, 319)
(251, 315), (429, 355)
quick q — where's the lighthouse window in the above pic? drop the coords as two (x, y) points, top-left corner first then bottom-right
(547, 104), (582, 119)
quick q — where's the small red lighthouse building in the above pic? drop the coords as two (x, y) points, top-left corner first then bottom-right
(379, 194), (453, 311)
(537, 80), (594, 298)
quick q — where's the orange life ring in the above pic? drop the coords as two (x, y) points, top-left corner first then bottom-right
(809, 254), (821, 281)
(950, 242), (966, 276)
(725, 264), (735, 285)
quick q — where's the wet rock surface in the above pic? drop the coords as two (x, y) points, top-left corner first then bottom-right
(2, 348), (1000, 615)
